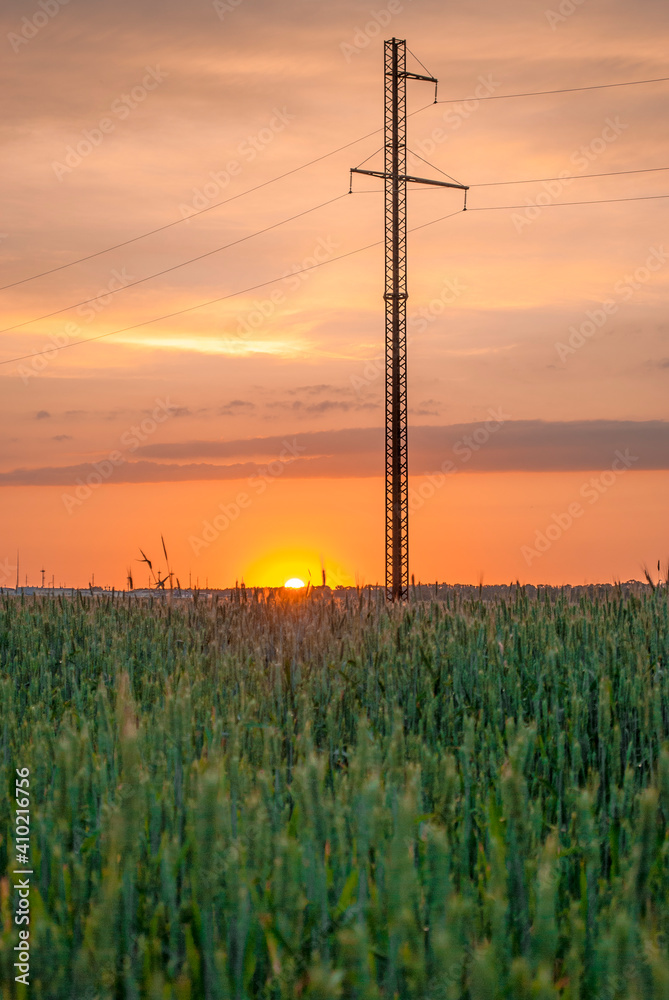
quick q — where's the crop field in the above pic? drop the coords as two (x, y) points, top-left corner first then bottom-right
(0, 586), (668, 999)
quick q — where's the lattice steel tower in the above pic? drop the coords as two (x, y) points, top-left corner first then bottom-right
(351, 38), (468, 600)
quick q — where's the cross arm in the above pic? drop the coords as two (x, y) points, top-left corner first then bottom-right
(350, 167), (468, 191)
(350, 168), (388, 181)
(400, 72), (438, 84)
(403, 173), (468, 190)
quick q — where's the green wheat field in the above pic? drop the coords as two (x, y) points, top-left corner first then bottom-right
(1, 586), (668, 998)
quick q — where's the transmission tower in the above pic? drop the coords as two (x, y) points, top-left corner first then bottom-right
(351, 38), (468, 601)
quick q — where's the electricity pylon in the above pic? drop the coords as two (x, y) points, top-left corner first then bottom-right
(351, 38), (468, 601)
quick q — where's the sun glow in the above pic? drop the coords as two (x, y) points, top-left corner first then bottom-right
(242, 546), (355, 589)
(284, 577), (306, 589)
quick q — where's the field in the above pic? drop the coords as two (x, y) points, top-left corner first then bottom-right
(1, 586), (668, 999)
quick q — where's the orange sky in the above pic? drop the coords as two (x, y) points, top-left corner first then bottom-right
(1, 0), (668, 588)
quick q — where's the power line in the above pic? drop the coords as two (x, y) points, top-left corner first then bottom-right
(470, 165), (669, 187)
(2, 239), (383, 367)
(4, 189), (667, 367)
(412, 208), (466, 233)
(3, 190), (667, 369)
(3, 74), (665, 293)
(354, 146), (385, 170)
(406, 147), (466, 186)
(406, 46), (436, 80)
(390, 147), (669, 192)
(3, 73), (665, 298)
(1, 206), (465, 368)
(0, 106), (435, 294)
(0, 193), (347, 335)
(467, 193), (669, 211)
(436, 75), (669, 104)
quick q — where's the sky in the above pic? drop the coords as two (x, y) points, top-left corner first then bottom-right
(1, 0), (668, 588)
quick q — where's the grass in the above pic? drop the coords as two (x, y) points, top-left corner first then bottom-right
(0, 585), (668, 998)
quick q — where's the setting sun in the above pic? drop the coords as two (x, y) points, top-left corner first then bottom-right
(284, 577), (306, 589)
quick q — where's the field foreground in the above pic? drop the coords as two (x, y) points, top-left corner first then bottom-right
(1, 588), (668, 998)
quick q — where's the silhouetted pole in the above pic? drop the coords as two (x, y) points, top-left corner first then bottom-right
(351, 38), (468, 600)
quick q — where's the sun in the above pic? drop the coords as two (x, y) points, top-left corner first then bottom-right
(284, 577), (306, 589)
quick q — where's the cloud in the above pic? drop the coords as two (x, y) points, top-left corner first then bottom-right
(410, 405), (441, 416)
(0, 460), (263, 487)
(287, 384), (338, 396)
(52, 434), (73, 441)
(129, 419), (669, 469)
(134, 426), (382, 461)
(306, 400), (378, 414)
(410, 396), (443, 417)
(218, 400), (256, 416)
(3, 420), (667, 485)
(36, 410), (50, 420)
(266, 399), (379, 414)
(164, 406), (193, 417)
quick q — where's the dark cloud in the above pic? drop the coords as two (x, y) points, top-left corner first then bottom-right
(307, 399), (379, 414)
(131, 419), (669, 470)
(4, 419), (666, 485)
(135, 427), (379, 461)
(0, 460), (263, 487)
(287, 384), (338, 396)
(52, 434), (73, 442)
(218, 400), (256, 416)
(267, 399), (379, 414)
(167, 406), (194, 418)
(36, 410), (50, 420)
